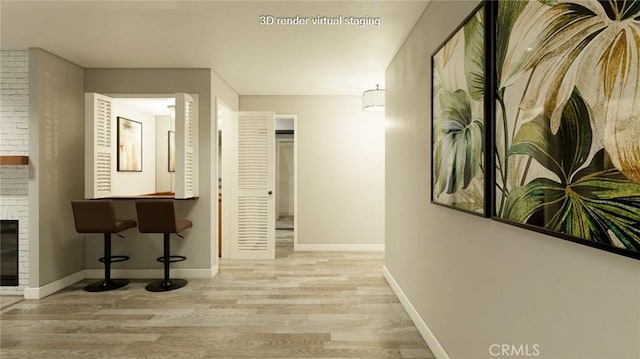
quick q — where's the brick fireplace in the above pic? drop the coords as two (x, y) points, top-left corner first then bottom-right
(0, 50), (30, 294)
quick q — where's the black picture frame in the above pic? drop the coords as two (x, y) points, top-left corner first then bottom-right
(489, 0), (640, 261)
(430, 2), (492, 218)
(116, 116), (143, 172)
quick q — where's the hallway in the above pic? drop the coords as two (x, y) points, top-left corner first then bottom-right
(276, 215), (294, 258)
(0, 250), (433, 358)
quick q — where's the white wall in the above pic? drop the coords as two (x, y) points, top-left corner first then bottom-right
(0, 51), (29, 155)
(155, 115), (173, 193)
(240, 96), (384, 247)
(111, 100), (156, 196)
(385, 2), (640, 358)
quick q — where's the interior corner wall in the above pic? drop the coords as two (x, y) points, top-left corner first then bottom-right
(384, 2), (640, 359)
(211, 70), (239, 111)
(84, 68), (215, 270)
(28, 48), (85, 287)
(239, 96), (385, 246)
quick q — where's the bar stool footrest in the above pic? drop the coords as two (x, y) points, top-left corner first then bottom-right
(155, 255), (186, 264)
(99, 255), (130, 263)
(145, 278), (188, 292)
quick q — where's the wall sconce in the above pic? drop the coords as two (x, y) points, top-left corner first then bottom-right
(362, 84), (385, 112)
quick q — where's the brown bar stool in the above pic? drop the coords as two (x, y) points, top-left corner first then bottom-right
(135, 200), (192, 292)
(71, 200), (136, 292)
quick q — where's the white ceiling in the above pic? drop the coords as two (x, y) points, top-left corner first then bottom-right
(0, 0), (430, 96)
(116, 97), (176, 116)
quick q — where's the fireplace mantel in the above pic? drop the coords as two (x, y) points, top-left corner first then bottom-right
(0, 156), (29, 165)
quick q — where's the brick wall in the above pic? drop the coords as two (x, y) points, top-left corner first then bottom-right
(0, 50), (29, 294)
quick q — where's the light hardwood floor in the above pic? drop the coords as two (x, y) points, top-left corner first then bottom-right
(1, 230), (433, 358)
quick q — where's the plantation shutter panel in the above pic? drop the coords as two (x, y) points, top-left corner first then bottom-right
(230, 112), (275, 259)
(85, 93), (113, 199)
(174, 93), (199, 199)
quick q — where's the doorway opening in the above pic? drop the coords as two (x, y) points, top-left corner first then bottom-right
(275, 115), (296, 258)
(216, 103), (297, 260)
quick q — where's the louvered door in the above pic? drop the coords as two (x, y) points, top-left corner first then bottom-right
(85, 93), (113, 199)
(229, 112), (275, 259)
(175, 93), (199, 199)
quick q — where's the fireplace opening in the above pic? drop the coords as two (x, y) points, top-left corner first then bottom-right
(1, 220), (19, 286)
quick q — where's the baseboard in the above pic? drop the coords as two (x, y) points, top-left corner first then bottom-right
(382, 265), (450, 359)
(295, 243), (385, 252)
(24, 270), (85, 300)
(22, 266), (219, 300)
(84, 267), (219, 279)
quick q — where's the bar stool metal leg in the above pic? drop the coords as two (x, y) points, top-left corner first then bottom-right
(84, 233), (130, 292)
(145, 233), (187, 292)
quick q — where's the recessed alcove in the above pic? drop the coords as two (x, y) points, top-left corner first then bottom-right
(85, 93), (199, 199)
(111, 97), (175, 196)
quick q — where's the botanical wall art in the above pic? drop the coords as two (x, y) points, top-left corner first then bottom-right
(168, 131), (175, 172)
(431, 3), (489, 216)
(493, 0), (640, 259)
(117, 116), (142, 172)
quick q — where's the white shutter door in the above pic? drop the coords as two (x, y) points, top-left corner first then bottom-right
(84, 93), (113, 199)
(230, 112), (275, 259)
(175, 93), (199, 199)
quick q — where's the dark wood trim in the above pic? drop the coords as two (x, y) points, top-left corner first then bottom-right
(104, 193), (198, 200)
(0, 156), (29, 165)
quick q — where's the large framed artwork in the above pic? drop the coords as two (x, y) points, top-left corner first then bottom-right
(117, 116), (142, 172)
(431, 2), (491, 217)
(492, 0), (640, 260)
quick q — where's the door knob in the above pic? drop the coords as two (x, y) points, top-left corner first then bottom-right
(268, 191), (273, 195)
